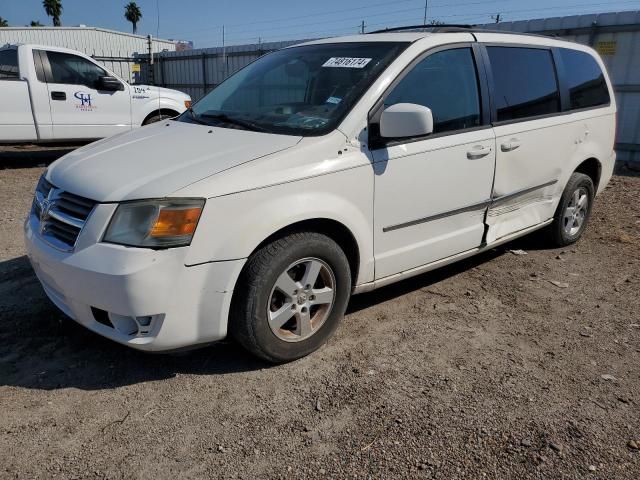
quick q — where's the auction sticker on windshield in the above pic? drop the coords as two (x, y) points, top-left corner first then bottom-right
(322, 57), (372, 68)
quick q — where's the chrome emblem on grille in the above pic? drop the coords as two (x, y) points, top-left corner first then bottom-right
(38, 198), (52, 234)
(32, 180), (95, 252)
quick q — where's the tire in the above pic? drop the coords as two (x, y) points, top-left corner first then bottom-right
(142, 112), (176, 125)
(549, 172), (595, 247)
(230, 232), (352, 363)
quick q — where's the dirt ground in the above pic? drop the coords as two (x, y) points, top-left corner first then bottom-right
(0, 146), (638, 479)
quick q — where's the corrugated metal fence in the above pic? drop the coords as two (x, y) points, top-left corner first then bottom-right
(142, 39), (312, 101)
(146, 11), (639, 165)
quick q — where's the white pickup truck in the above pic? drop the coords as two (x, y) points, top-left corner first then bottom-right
(0, 43), (191, 143)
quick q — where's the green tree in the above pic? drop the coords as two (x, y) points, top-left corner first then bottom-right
(30, 21), (44, 27)
(124, 2), (142, 34)
(0, 17), (9, 27)
(42, 0), (63, 27)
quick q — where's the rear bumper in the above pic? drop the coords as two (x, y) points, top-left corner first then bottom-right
(598, 150), (616, 195)
(24, 213), (245, 352)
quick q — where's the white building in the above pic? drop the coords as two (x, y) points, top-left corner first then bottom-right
(0, 26), (176, 82)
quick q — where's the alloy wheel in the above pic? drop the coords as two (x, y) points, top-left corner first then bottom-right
(267, 257), (336, 342)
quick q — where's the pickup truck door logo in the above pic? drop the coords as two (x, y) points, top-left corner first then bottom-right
(74, 92), (95, 111)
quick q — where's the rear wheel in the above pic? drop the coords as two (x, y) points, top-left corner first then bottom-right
(549, 172), (594, 246)
(230, 232), (352, 363)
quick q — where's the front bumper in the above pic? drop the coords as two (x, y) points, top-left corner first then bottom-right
(24, 211), (245, 352)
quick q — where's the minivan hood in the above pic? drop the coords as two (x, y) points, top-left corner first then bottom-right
(47, 121), (302, 202)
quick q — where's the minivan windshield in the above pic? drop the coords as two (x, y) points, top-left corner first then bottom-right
(179, 42), (407, 136)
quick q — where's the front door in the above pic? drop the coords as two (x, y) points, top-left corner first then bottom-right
(41, 50), (131, 139)
(371, 46), (495, 280)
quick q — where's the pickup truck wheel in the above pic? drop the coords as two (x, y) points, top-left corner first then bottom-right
(230, 232), (352, 363)
(549, 172), (594, 246)
(143, 112), (177, 125)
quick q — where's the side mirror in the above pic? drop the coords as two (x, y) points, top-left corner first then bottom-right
(379, 103), (434, 138)
(97, 76), (124, 91)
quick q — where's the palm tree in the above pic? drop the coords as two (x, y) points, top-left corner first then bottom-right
(43, 0), (63, 27)
(124, 2), (142, 35)
(30, 21), (44, 27)
(0, 17), (9, 27)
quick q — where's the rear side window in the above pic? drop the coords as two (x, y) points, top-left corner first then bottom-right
(0, 49), (19, 79)
(487, 47), (560, 122)
(384, 48), (481, 134)
(560, 48), (610, 110)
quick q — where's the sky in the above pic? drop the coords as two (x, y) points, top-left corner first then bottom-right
(2, 0), (640, 47)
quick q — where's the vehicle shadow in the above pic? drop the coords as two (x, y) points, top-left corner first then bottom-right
(0, 230), (555, 391)
(0, 255), (266, 391)
(0, 144), (84, 169)
(347, 229), (555, 315)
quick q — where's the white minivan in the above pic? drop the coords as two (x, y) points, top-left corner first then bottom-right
(25, 28), (616, 362)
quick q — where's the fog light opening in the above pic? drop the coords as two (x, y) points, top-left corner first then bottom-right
(135, 315), (155, 336)
(91, 308), (162, 337)
(108, 313), (138, 336)
(137, 316), (152, 327)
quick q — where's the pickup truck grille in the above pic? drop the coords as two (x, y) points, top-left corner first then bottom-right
(32, 177), (96, 251)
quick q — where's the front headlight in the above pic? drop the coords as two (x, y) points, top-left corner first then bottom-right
(103, 198), (205, 248)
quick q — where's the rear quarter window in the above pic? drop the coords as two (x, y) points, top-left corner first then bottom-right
(559, 48), (610, 110)
(0, 49), (19, 79)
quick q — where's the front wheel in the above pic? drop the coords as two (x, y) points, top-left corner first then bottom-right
(549, 172), (595, 246)
(142, 112), (177, 125)
(230, 232), (352, 363)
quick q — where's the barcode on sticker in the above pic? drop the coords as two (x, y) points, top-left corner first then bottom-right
(322, 57), (372, 68)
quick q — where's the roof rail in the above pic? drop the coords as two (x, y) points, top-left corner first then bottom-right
(367, 24), (473, 34)
(367, 24), (555, 39)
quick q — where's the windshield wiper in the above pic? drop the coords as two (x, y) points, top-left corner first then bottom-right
(200, 113), (269, 133)
(186, 108), (209, 125)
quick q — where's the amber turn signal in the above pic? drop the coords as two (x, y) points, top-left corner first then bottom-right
(184, 100), (192, 109)
(150, 207), (202, 237)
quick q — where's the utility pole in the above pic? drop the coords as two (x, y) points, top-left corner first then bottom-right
(360, 20), (365, 34)
(222, 25), (227, 80)
(492, 13), (502, 23)
(147, 34), (154, 85)
(423, 0), (428, 25)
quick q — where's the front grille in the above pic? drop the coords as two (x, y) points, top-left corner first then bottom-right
(32, 177), (97, 251)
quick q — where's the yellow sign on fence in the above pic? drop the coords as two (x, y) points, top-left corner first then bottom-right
(596, 41), (617, 56)
(131, 64), (141, 73)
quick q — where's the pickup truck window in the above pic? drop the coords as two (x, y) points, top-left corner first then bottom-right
(181, 42), (407, 136)
(46, 51), (107, 88)
(0, 49), (19, 79)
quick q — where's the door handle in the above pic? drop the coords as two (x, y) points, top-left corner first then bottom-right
(51, 91), (66, 101)
(467, 145), (492, 160)
(501, 139), (521, 152)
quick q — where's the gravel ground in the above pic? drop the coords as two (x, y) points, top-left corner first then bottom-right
(1, 148), (639, 479)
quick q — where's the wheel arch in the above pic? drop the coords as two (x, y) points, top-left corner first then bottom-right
(574, 157), (602, 191)
(142, 108), (181, 125)
(247, 218), (361, 289)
